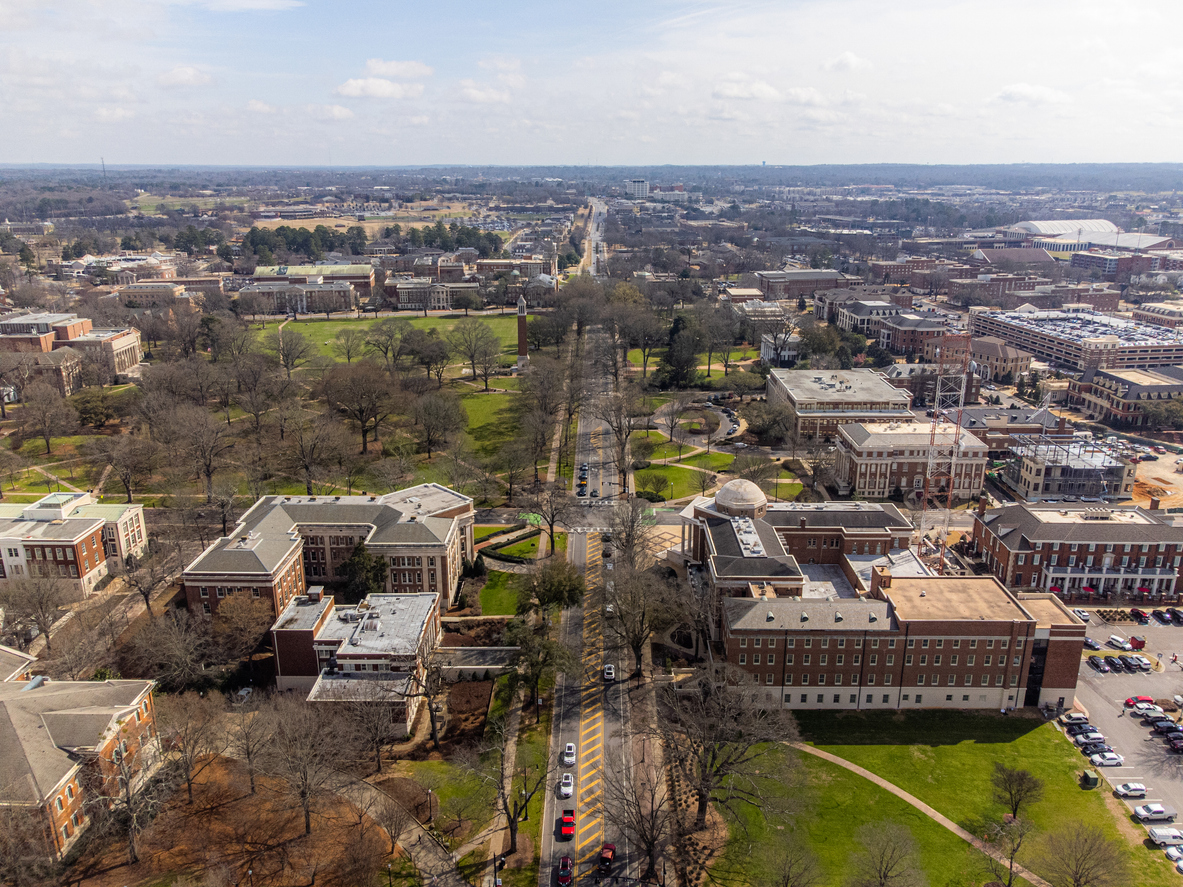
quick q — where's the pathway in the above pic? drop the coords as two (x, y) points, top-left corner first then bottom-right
(789, 744), (1052, 887)
(30, 463), (83, 494)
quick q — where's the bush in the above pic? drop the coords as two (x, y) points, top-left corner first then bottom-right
(636, 490), (665, 502)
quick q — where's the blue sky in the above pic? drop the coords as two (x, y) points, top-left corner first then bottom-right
(3, 0), (1182, 166)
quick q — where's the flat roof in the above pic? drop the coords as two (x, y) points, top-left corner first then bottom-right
(723, 596), (895, 632)
(841, 421), (986, 450)
(799, 564), (859, 600)
(884, 575), (1029, 623)
(380, 483), (473, 517)
(272, 591), (333, 633)
(330, 593), (438, 657)
(846, 550), (931, 590)
(977, 310), (1183, 347)
(1016, 594), (1082, 628)
(768, 369), (913, 406)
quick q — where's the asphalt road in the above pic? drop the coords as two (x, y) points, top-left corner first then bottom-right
(1072, 614), (1183, 834)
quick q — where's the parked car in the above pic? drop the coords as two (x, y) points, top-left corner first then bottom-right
(1083, 637), (1102, 650)
(1109, 636), (1133, 651)
(1131, 608), (1151, 623)
(1117, 655), (1141, 671)
(1079, 742), (1113, 757)
(1074, 609), (1091, 622)
(1170, 608), (1183, 625)
(1167, 845), (1183, 863)
(577, 489), (587, 497)
(557, 856), (574, 886)
(1074, 731), (1106, 746)
(1115, 782), (1148, 798)
(598, 844), (616, 873)
(1128, 695), (1156, 707)
(562, 742), (576, 766)
(1061, 712), (1090, 725)
(1138, 804), (1180, 822)
(559, 772), (574, 798)
(1165, 731), (1183, 744)
(1088, 656), (1111, 673)
(603, 663), (615, 682)
(1170, 739), (1183, 753)
(1134, 702), (1164, 717)
(1090, 751), (1125, 767)
(1066, 723), (1096, 737)
(1132, 655), (1153, 671)
(1155, 720), (1181, 734)
(1144, 454), (1161, 461)
(559, 810), (575, 841)
(1154, 610), (1173, 625)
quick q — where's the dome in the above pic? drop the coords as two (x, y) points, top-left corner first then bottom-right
(714, 479), (768, 517)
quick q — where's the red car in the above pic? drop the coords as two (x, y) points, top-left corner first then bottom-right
(598, 843), (616, 873)
(1126, 695), (1155, 707)
(557, 855), (574, 886)
(560, 809), (575, 841)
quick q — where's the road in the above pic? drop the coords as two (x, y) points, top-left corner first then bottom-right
(584, 198), (606, 277)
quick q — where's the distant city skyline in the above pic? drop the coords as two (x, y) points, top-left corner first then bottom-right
(3, 0), (1181, 167)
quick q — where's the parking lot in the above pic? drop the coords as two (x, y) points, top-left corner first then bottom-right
(1073, 615), (1183, 833)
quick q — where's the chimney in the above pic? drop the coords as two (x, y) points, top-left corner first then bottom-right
(977, 495), (988, 518)
(1057, 415), (1066, 436)
(870, 565), (892, 598)
(1151, 497), (1162, 511)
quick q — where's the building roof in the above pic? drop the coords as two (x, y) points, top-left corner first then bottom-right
(761, 501), (912, 531)
(254, 264), (373, 277)
(0, 644), (36, 682)
(883, 575), (1031, 623)
(971, 336), (1032, 360)
(0, 679), (153, 806)
(980, 503), (1183, 550)
(755, 269), (845, 282)
(723, 596), (894, 632)
(974, 309), (1183, 348)
(883, 313), (946, 331)
(972, 248), (1056, 265)
(715, 479), (767, 511)
(767, 369), (914, 407)
(272, 591), (334, 633)
(1078, 365), (1183, 399)
(1015, 594), (1080, 629)
(1010, 220), (1119, 237)
(703, 514), (802, 579)
(839, 421), (987, 451)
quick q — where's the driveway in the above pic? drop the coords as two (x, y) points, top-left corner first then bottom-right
(1072, 613), (1183, 830)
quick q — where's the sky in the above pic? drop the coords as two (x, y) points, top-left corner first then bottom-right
(3, 0), (1183, 167)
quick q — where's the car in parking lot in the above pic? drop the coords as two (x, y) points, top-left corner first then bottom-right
(1079, 742), (1113, 757)
(1155, 720), (1182, 734)
(1132, 608), (1151, 624)
(591, 489), (599, 497)
(559, 773), (574, 798)
(1066, 723), (1097, 737)
(1061, 712), (1090, 725)
(1133, 654), (1153, 670)
(1083, 637), (1101, 650)
(576, 488), (587, 497)
(1073, 609), (1091, 622)
(1074, 731), (1106, 746)
(1169, 608), (1183, 625)
(1090, 751), (1125, 766)
(1165, 731), (1183, 744)
(1134, 701), (1164, 717)
(1115, 782), (1148, 798)
(1154, 610), (1173, 625)
(1088, 656), (1111, 673)
(1118, 654), (1142, 671)
(562, 742), (576, 766)
(1109, 635), (1133, 651)
(1171, 739), (1183, 753)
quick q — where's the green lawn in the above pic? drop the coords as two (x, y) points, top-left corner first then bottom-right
(798, 710), (1177, 886)
(479, 570), (518, 616)
(718, 748), (985, 887)
(459, 387), (520, 459)
(474, 524), (514, 543)
(681, 451), (735, 472)
(284, 313), (522, 361)
(499, 535), (542, 559)
(634, 464), (706, 501)
(626, 346), (760, 370)
(401, 759), (496, 840)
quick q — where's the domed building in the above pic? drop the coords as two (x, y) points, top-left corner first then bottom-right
(712, 479), (767, 519)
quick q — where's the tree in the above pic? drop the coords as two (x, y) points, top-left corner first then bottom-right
(413, 392), (466, 459)
(365, 317), (414, 371)
(397, 654), (448, 749)
(0, 352), (35, 419)
(625, 309), (667, 379)
(0, 808), (59, 887)
(526, 483), (571, 557)
(760, 837), (823, 887)
(339, 541), (386, 599)
(659, 392), (694, 449)
(499, 440), (532, 504)
(453, 289), (482, 316)
(799, 438), (835, 492)
(521, 408), (554, 486)
(409, 332), (452, 387)
(847, 820), (926, 887)
(373, 794), (413, 855)
(0, 575), (70, 653)
(1043, 822), (1128, 887)
(178, 405), (235, 503)
(261, 695), (353, 835)
(120, 549), (177, 621)
(215, 593), (275, 663)
(87, 435), (158, 503)
(324, 360), (398, 454)
(267, 326), (313, 379)
(660, 326), (702, 388)
(981, 818), (1036, 887)
(127, 609), (215, 692)
(83, 727), (171, 865)
(693, 469), (717, 496)
(656, 662), (800, 830)
(332, 327), (368, 363)
(604, 565), (679, 678)
(505, 618), (576, 719)
(992, 762), (1045, 818)
(607, 497), (656, 571)
(459, 719), (548, 855)
(228, 693), (270, 795)
(287, 416), (350, 494)
(598, 757), (672, 881)
(448, 319), (501, 385)
(733, 453), (779, 489)
(17, 382), (76, 455)
(345, 688), (400, 774)
(517, 557), (585, 618)
(591, 389), (644, 495)
(75, 387), (115, 427)
(157, 691), (228, 804)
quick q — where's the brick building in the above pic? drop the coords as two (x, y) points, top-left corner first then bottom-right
(1132, 302), (1183, 329)
(833, 421), (988, 500)
(814, 287), (895, 323)
(879, 364), (981, 409)
(835, 301), (902, 336)
(1069, 365), (1183, 427)
(1069, 250), (1159, 281)
(755, 269), (852, 301)
(0, 678), (157, 858)
(237, 281), (356, 315)
(869, 256), (936, 284)
(253, 264), (375, 297)
(971, 500), (1183, 603)
(947, 274), (1050, 307)
(922, 336), (1033, 384)
(877, 313), (948, 355)
(183, 484), (474, 618)
(0, 313), (142, 379)
(765, 369), (914, 440)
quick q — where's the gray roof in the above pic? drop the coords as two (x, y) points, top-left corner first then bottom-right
(980, 503), (1183, 551)
(1078, 365), (1183, 401)
(956, 407), (1067, 432)
(723, 596), (894, 632)
(839, 422), (986, 450)
(705, 515), (802, 578)
(762, 502), (911, 531)
(883, 313), (946, 331)
(0, 679), (153, 805)
(0, 644), (36, 682)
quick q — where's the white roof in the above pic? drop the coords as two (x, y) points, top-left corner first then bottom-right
(1010, 219), (1119, 236)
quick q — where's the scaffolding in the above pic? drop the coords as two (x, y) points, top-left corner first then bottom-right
(918, 333), (971, 573)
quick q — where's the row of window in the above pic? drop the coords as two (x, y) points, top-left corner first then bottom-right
(744, 671), (1018, 688)
(735, 636), (1020, 650)
(199, 586), (263, 599)
(738, 652), (1022, 668)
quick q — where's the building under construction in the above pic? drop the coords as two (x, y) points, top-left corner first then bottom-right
(1001, 436), (1137, 502)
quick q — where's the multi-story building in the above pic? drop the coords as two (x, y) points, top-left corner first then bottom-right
(271, 588), (441, 732)
(1068, 365), (1183, 427)
(0, 678), (157, 858)
(625, 179), (650, 200)
(765, 369), (914, 440)
(878, 313), (948, 355)
(879, 364), (981, 408)
(922, 336), (1033, 384)
(183, 484), (475, 618)
(237, 280), (356, 315)
(1069, 250), (1159, 281)
(678, 480), (1084, 711)
(833, 421), (988, 500)
(253, 264), (375, 297)
(835, 301), (902, 336)
(720, 287), (765, 306)
(755, 269), (852, 301)
(957, 408), (1072, 459)
(968, 308), (1183, 371)
(947, 274), (1050, 307)
(0, 493), (148, 599)
(972, 500), (1183, 602)
(869, 257), (936, 284)
(0, 313), (142, 379)
(1000, 439), (1136, 503)
(1132, 302), (1183, 329)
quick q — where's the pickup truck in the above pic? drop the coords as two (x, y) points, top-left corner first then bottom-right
(1136, 804), (1178, 822)
(560, 809), (575, 841)
(1148, 827), (1183, 846)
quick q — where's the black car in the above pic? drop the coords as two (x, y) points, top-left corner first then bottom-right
(1117, 655), (1141, 671)
(1083, 637), (1102, 651)
(1171, 739), (1183, 753)
(1154, 610), (1173, 625)
(1130, 608), (1150, 624)
(1165, 731), (1183, 743)
(1079, 742), (1113, 756)
(1169, 608), (1183, 625)
(1105, 657), (1128, 672)
(1144, 454), (1160, 461)
(1087, 656), (1111, 673)
(1067, 723), (1096, 736)
(1153, 720), (1180, 734)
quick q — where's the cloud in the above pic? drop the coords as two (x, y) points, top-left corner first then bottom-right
(993, 82), (1071, 105)
(712, 75), (781, 101)
(783, 86), (827, 106)
(247, 99), (276, 114)
(171, 0), (304, 10)
(94, 106), (134, 121)
(823, 51), (871, 72)
(157, 65), (212, 87)
(408, 115), (430, 126)
(459, 79), (511, 104)
(364, 59), (433, 79)
(479, 57), (521, 73)
(305, 104), (353, 120)
(335, 78), (424, 99)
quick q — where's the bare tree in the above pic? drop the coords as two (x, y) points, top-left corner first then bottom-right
(598, 757), (672, 881)
(332, 327), (368, 363)
(624, 309), (667, 380)
(88, 435), (159, 503)
(397, 656), (449, 750)
(324, 359), (398, 454)
(267, 326), (314, 379)
(120, 549), (178, 621)
(1043, 822), (1129, 887)
(127, 609), (215, 692)
(287, 415), (350, 494)
(83, 730), (172, 865)
(413, 392), (466, 460)
(526, 483), (572, 557)
(0, 808), (59, 887)
(733, 453), (780, 489)
(520, 408), (555, 486)
(992, 762), (1045, 819)
(365, 317), (414, 371)
(505, 618), (576, 719)
(981, 818), (1036, 887)
(591, 389), (644, 496)
(604, 565), (680, 678)
(799, 438), (835, 492)
(175, 405), (235, 503)
(759, 836), (823, 887)
(0, 574), (70, 653)
(499, 440), (532, 505)
(846, 820), (926, 887)
(448, 318), (501, 384)
(693, 469), (717, 497)
(656, 663), (800, 830)
(157, 691), (229, 804)
(17, 382), (77, 455)
(607, 497), (657, 571)
(345, 685), (400, 774)
(459, 719), (547, 855)
(373, 794), (413, 855)
(260, 694), (353, 835)
(0, 352), (35, 419)
(659, 392), (694, 447)
(214, 593), (275, 664)
(227, 693), (270, 795)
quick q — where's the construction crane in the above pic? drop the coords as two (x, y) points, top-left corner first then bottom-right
(917, 332), (972, 574)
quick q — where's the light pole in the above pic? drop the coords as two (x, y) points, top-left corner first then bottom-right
(520, 788), (528, 821)
(425, 788), (433, 822)
(247, 870), (253, 887)
(386, 863), (392, 887)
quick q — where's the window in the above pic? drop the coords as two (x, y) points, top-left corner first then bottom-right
(216, 587), (225, 598)
(867, 674), (876, 685)
(801, 674), (809, 685)
(199, 587), (208, 598)
(981, 674), (990, 686)
(767, 655), (775, 665)
(1010, 675), (1018, 687)
(820, 654), (828, 665)
(984, 655), (992, 667)
(739, 638), (747, 648)
(882, 694), (890, 703)
(800, 694), (808, 704)
(935, 639), (943, 649)
(919, 655), (927, 666)
(921, 639), (929, 649)
(995, 674), (1004, 687)
(202, 603), (211, 615)
(817, 694), (824, 703)
(836, 654), (844, 665)
(785, 675), (793, 685)
(905, 655), (913, 666)
(768, 639), (776, 648)
(917, 675), (925, 685)
(753, 638), (762, 648)
(967, 655), (975, 666)
(753, 654), (761, 665)
(804, 639), (812, 648)
(56, 797), (64, 812)
(888, 639), (896, 648)
(869, 654), (877, 666)
(786, 654), (794, 665)
(837, 638), (845, 648)
(934, 655), (941, 665)
(951, 655), (958, 665)
(986, 639), (994, 649)
(852, 654), (861, 665)
(852, 674), (859, 685)
(766, 674), (774, 685)
(821, 638), (829, 648)
(834, 674), (842, 686)
(803, 654), (811, 665)
(884, 674), (892, 685)
(66, 785), (74, 800)
(886, 654), (894, 666)
(739, 654), (747, 665)
(907, 639), (915, 648)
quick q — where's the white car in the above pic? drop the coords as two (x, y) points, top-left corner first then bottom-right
(1138, 706), (1167, 721)
(559, 772), (574, 798)
(1134, 702), (1164, 717)
(604, 664), (615, 682)
(1060, 712), (1090, 725)
(1176, 858), (1183, 875)
(1116, 782), (1147, 798)
(562, 742), (576, 766)
(1166, 845), (1183, 862)
(1090, 752), (1125, 767)
(1074, 732), (1105, 746)
(1073, 609), (1091, 622)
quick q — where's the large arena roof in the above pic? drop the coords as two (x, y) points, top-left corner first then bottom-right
(1010, 219), (1119, 236)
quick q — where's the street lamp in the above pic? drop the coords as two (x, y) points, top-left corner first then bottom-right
(247, 870), (253, 887)
(520, 788), (529, 821)
(425, 788), (433, 822)
(386, 863), (393, 887)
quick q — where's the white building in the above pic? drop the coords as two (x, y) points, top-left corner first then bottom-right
(833, 421), (989, 500)
(625, 179), (650, 200)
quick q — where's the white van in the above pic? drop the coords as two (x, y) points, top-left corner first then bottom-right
(1108, 635), (1133, 651)
(1149, 827), (1183, 846)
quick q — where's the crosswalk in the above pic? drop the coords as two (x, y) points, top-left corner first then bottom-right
(576, 534), (605, 874)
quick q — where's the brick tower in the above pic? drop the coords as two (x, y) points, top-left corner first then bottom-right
(517, 294), (528, 370)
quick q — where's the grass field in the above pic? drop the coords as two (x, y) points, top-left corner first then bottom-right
(474, 524), (514, 543)
(625, 345), (760, 370)
(400, 759), (496, 839)
(459, 388), (520, 460)
(634, 464), (705, 500)
(479, 570), (518, 616)
(131, 193), (250, 212)
(798, 710), (1177, 886)
(681, 451), (735, 472)
(283, 313), (522, 361)
(499, 535), (542, 559)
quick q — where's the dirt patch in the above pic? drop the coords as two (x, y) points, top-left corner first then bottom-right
(373, 774), (434, 821)
(1132, 462), (1183, 508)
(450, 679), (493, 715)
(441, 618), (507, 648)
(501, 832), (534, 871)
(67, 757), (391, 887)
(1102, 790), (1148, 845)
